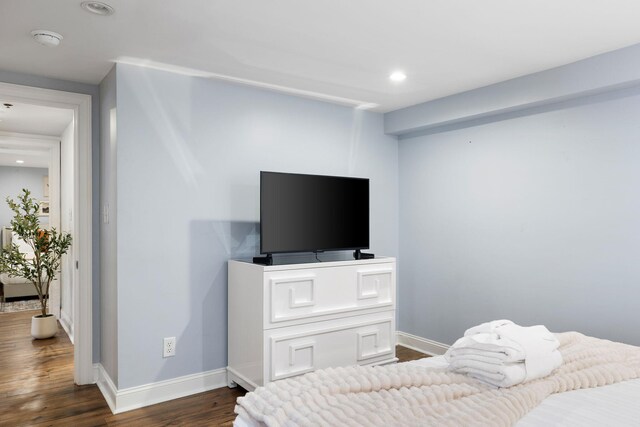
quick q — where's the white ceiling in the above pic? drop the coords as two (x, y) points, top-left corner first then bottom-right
(0, 148), (49, 168)
(2, 1), (640, 111)
(0, 102), (73, 136)
(0, 101), (70, 169)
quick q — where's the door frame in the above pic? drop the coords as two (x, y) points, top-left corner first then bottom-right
(0, 81), (93, 385)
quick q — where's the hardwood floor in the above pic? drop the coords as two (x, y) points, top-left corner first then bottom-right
(0, 310), (429, 426)
(396, 344), (431, 363)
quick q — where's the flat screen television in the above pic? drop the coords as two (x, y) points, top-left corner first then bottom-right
(259, 171), (370, 257)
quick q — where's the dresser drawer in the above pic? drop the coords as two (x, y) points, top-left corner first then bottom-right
(265, 311), (396, 382)
(264, 262), (395, 328)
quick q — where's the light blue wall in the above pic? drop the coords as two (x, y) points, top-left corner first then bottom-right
(114, 63), (398, 388)
(0, 70), (101, 362)
(396, 76), (640, 346)
(0, 166), (48, 227)
(99, 66), (118, 384)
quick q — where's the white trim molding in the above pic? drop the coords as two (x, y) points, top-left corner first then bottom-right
(95, 364), (228, 414)
(396, 331), (450, 356)
(116, 56), (379, 110)
(95, 364), (118, 413)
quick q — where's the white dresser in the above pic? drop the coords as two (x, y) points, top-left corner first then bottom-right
(227, 256), (397, 391)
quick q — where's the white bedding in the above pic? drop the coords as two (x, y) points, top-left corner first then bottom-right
(234, 355), (640, 427)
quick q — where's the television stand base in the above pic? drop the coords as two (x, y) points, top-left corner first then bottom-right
(253, 254), (273, 265)
(353, 249), (375, 260)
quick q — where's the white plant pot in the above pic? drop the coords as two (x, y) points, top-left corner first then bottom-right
(31, 314), (58, 339)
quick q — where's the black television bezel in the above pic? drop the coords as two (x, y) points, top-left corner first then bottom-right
(259, 171), (370, 255)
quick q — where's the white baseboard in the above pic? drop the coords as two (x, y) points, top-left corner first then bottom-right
(94, 363), (227, 414)
(93, 363), (100, 383)
(396, 331), (449, 356)
(59, 310), (74, 344)
(95, 363), (118, 413)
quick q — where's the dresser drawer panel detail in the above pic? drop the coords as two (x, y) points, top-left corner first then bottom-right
(267, 265), (395, 325)
(268, 317), (394, 382)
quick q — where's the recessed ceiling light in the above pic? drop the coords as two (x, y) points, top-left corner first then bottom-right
(81, 1), (115, 16)
(31, 30), (63, 47)
(389, 71), (407, 82)
(16, 160), (25, 164)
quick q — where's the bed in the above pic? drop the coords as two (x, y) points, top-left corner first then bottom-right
(233, 332), (640, 426)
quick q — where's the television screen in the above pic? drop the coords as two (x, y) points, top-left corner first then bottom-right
(260, 171), (369, 254)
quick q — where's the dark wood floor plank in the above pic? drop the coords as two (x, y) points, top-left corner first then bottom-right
(0, 310), (430, 425)
(396, 344), (432, 362)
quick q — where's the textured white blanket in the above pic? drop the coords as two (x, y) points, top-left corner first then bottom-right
(235, 332), (640, 426)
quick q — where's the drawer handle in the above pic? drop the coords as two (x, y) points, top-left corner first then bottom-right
(357, 330), (391, 361)
(289, 342), (315, 366)
(289, 286), (315, 308)
(358, 272), (388, 299)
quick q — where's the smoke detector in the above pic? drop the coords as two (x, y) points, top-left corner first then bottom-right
(31, 30), (63, 47)
(81, 1), (115, 16)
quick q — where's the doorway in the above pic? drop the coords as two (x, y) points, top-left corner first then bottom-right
(0, 82), (93, 385)
(0, 130), (63, 316)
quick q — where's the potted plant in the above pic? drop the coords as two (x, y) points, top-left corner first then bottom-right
(0, 189), (71, 339)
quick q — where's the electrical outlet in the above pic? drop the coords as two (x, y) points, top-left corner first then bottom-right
(163, 337), (176, 358)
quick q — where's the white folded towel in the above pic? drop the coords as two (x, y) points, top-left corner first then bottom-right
(449, 350), (563, 388)
(497, 324), (560, 380)
(445, 332), (527, 362)
(446, 350), (519, 365)
(446, 320), (563, 388)
(464, 319), (514, 336)
(450, 361), (526, 388)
